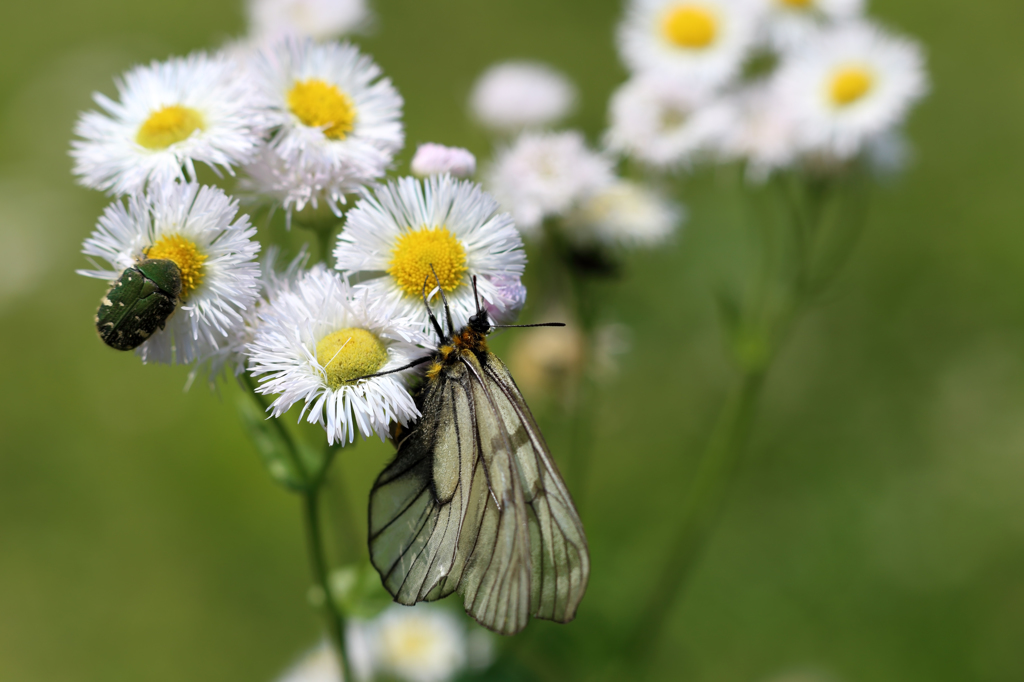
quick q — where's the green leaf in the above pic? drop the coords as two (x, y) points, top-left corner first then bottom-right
(236, 394), (308, 491)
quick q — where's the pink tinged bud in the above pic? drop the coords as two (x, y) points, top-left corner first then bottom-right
(410, 143), (477, 178)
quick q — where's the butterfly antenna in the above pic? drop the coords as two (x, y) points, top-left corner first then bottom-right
(352, 354), (434, 381)
(491, 322), (567, 328)
(429, 265), (455, 336)
(421, 278), (446, 342)
(472, 275), (482, 315)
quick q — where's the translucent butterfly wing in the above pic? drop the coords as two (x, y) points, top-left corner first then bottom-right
(478, 352), (590, 623)
(369, 357), (532, 635)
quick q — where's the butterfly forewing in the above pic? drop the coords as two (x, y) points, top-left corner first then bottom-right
(368, 323), (590, 635)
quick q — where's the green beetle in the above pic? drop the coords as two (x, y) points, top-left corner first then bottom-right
(96, 258), (183, 351)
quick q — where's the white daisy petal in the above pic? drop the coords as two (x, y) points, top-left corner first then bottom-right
(617, 0), (762, 89)
(247, 265), (424, 445)
(485, 130), (615, 236)
(247, 0), (371, 43)
(71, 52), (271, 196)
(758, 0), (865, 50)
(334, 175), (526, 336)
(252, 37), (403, 187)
(772, 21), (928, 161)
(78, 182), (261, 365)
(469, 61), (577, 133)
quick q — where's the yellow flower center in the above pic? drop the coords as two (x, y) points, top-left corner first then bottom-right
(287, 79), (357, 140)
(136, 105), (205, 150)
(778, 0), (813, 8)
(315, 327), (389, 388)
(829, 65), (875, 107)
(146, 234), (207, 299)
(661, 4), (718, 49)
(387, 227), (468, 298)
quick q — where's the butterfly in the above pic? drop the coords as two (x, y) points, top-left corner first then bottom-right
(367, 277), (590, 635)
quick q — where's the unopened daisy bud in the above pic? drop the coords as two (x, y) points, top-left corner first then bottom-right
(483, 275), (528, 325)
(247, 0), (370, 44)
(247, 265), (425, 445)
(617, 0), (762, 89)
(78, 182), (261, 365)
(469, 61), (577, 132)
(71, 52), (271, 196)
(410, 143), (476, 178)
(773, 21), (928, 161)
(334, 175), (526, 336)
(563, 180), (684, 250)
(486, 130), (614, 236)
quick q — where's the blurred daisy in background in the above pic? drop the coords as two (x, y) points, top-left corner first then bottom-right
(348, 605), (470, 682)
(334, 175), (526, 335)
(486, 130), (614, 236)
(469, 61), (577, 133)
(247, 264), (425, 445)
(617, 0), (762, 89)
(78, 182), (261, 365)
(247, 0), (371, 44)
(758, 0), (865, 49)
(253, 37), (403, 198)
(605, 73), (732, 169)
(410, 143), (477, 178)
(71, 52), (270, 195)
(719, 82), (801, 180)
(772, 21), (927, 161)
(562, 180), (684, 250)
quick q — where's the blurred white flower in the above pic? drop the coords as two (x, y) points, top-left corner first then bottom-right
(78, 182), (261, 365)
(252, 37), (403, 201)
(247, 264), (425, 445)
(563, 180), (684, 249)
(469, 61), (577, 132)
(278, 641), (342, 682)
(617, 0), (762, 89)
(773, 21), (928, 161)
(605, 73), (732, 169)
(247, 0), (370, 43)
(719, 82), (801, 180)
(334, 175), (526, 337)
(410, 143), (477, 178)
(759, 0), (865, 50)
(486, 130), (614, 236)
(71, 52), (270, 195)
(353, 605), (468, 682)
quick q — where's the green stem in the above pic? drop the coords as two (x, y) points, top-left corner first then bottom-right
(303, 484), (354, 682)
(565, 267), (601, 507)
(242, 372), (310, 484)
(316, 226), (336, 268)
(627, 368), (766, 660)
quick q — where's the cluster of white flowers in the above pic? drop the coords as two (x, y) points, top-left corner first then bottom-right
(73, 4), (528, 447)
(610, 0), (928, 179)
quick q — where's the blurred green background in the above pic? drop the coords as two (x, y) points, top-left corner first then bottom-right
(2, 0), (1023, 680)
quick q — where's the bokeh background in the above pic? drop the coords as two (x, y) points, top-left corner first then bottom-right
(2, 0), (1023, 680)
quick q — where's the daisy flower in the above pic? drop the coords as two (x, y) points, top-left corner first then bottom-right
(333, 175), (526, 336)
(469, 61), (577, 133)
(247, 0), (370, 44)
(239, 143), (365, 227)
(277, 641), (341, 682)
(772, 21), (928, 160)
(410, 143), (477, 178)
(485, 130), (615, 236)
(604, 74), (733, 169)
(759, 0), (865, 50)
(79, 182), (260, 365)
(247, 265), (424, 445)
(71, 52), (270, 196)
(347, 605), (468, 682)
(719, 82), (801, 180)
(617, 0), (762, 89)
(563, 180), (684, 249)
(252, 37), (403, 191)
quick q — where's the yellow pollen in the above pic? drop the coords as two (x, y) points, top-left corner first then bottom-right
(779, 0), (813, 8)
(829, 65), (875, 107)
(288, 79), (357, 140)
(315, 328), (388, 388)
(662, 4), (718, 49)
(387, 227), (468, 298)
(136, 105), (205, 150)
(146, 234), (207, 299)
